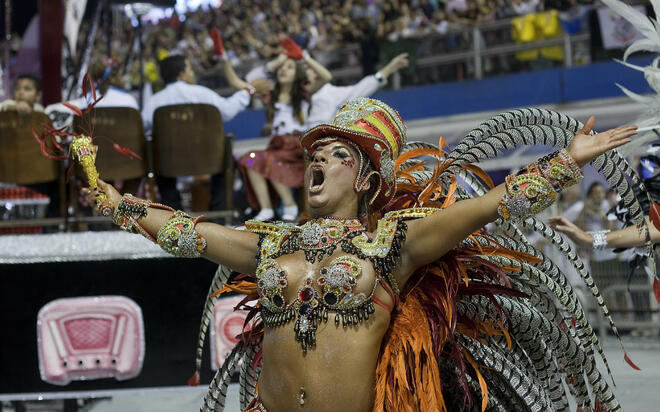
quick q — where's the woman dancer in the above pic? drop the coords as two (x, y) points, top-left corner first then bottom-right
(88, 98), (640, 412)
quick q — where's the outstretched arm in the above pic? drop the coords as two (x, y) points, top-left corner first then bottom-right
(397, 117), (637, 284)
(549, 215), (660, 248)
(305, 53), (333, 94)
(84, 180), (260, 274)
(377, 52), (409, 79)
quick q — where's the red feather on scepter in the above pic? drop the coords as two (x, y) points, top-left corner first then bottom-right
(33, 74), (142, 181)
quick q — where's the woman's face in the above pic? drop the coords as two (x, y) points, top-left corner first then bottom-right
(587, 184), (605, 205)
(277, 58), (297, 85)
(305, 141), (362, 215)
(304, 66), (318, 92)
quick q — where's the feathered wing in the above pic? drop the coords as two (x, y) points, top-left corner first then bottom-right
(189, 264), (235, 386)
(600, 0), (660, 60)
(200, 341), (244, 412)
(376, 108), (656, 411)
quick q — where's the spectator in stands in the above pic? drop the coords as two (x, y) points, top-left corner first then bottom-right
(550, 215), (660, 249)
(0, 74), (61, 220)
(142, 54), (271, 210)
(576, 181), (632, 319)
(238, 43), (315, 222)
(90, 61), (139, 110)
(306, 52), (410, 128)
(0, 74), (43, 114)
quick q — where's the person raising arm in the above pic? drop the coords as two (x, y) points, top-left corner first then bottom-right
(549, 215), (660, 249)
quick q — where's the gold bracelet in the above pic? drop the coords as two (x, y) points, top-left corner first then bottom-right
(498, 149), (583, 221)
(157, 211), (207, 258)
(112, 194), (174, 242)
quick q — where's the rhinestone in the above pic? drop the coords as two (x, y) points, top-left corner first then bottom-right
(299, 303), (313, 316)
(299, 287), (314, 302)
(301, 223), (323, 247)
(273, 294), (284, 308)
(324, 292), (338, 306)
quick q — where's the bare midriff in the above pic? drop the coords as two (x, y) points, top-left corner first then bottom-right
(257, 251), (394, 412)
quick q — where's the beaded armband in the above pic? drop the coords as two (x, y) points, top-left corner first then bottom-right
(589, 230), (610, 250)
(112, 194), (174, 242)
(157, 211), (207, 258)
(498, 149), (583, 221)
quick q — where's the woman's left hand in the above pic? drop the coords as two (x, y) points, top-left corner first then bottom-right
(568, 116), (637, 167)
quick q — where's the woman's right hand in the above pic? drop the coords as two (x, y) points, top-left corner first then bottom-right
(82, 179), (122, 215)
(548, 215), (593, 248)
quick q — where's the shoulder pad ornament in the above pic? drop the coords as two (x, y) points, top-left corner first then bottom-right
(245, 220), (298, 259)
(351, 208), (437, 258)
(351, 217), (399, 258)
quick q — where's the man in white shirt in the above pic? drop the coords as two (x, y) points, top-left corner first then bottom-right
(306, 53), (409, 128)
(142, 55), (270, 210)
(142, 55), (257, 136)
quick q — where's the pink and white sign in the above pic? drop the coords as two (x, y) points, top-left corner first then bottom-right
(598, 6), (645, 50)
(37, 296), (145, 385)
(210, 295), (248, 370)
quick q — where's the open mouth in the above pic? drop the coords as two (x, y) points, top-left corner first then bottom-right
(309, 167), (325, 193)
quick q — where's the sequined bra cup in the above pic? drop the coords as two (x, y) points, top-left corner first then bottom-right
(246, 208), (439, 352)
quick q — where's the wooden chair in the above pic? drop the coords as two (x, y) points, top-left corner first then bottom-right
(0, 111), (65, 224)
(152, 104), (233, 212)
(72, 107), (147, 181)
(0, 111), (59, 184)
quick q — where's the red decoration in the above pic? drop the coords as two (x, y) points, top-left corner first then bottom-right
(32, 74), (142, 179)
(209, 27), (225, 57)
(654, 278), (660, 304)
(187, 371), (200, 386)
(650, 201), (660, 231)
(280, 37), (303, 60)
(624, 352), (641, 370)
(299, 288), (313, 302)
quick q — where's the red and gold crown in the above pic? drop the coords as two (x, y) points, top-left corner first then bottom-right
(301, 97), (407, 211)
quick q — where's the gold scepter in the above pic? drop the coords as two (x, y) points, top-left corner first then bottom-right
(70, 135), (114, 216)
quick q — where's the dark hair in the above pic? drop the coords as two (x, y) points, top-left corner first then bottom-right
(159, 55), (187, 85)
(89, 62), (122, 94)
(266, 61), (308, 127)
(17, 74), (42, 92)
(586, 181), (604, 197)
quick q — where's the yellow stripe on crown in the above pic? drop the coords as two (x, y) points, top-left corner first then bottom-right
(362, 113), (399, 157)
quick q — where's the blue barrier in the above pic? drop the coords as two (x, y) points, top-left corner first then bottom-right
(224, 56), (654, 140)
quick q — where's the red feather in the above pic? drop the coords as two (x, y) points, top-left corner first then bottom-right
(653, 278), (660, 304)
(50, 135), (66, 153)
(89, 74), (97, 101)
(651, 202), (660, 231)
(112, 143), (142, 160)
(187, 371), (200, 386)
(62, 102), (83, 117)
(624, 352), (641, 370)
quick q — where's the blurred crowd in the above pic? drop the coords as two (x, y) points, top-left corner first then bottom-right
(1, 0), (599, 100)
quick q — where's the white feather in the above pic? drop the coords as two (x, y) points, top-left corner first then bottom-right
(615, 58), (645, 72)
(624, 39), (660, 61)
(618, 132), (660, 157)
(616, 83), (656, 104)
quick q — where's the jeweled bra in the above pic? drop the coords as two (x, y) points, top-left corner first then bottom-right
(246, 208), (439, 353)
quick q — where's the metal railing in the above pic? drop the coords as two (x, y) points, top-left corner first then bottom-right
(596, 283), (660, 342)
